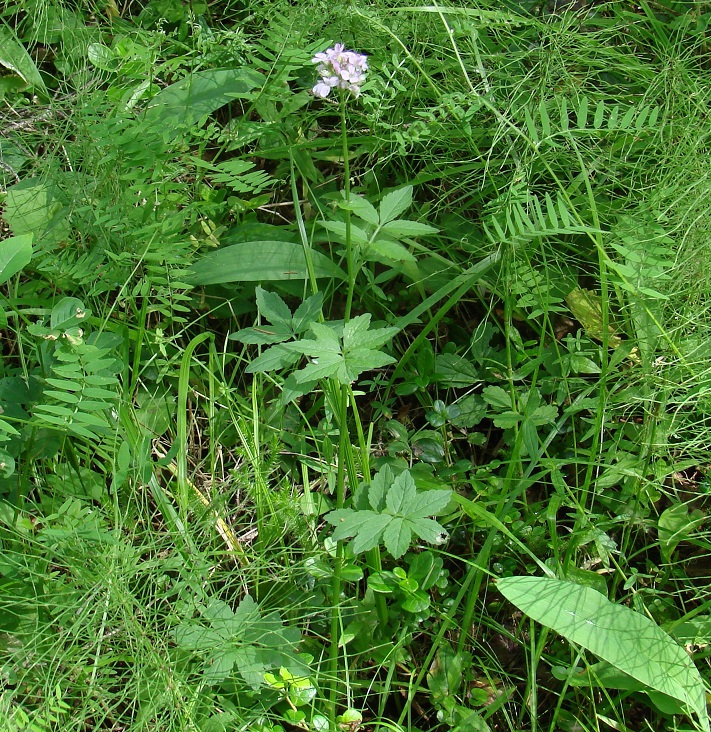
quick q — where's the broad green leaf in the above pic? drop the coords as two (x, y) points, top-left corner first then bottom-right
(231, 324), (293, 345)
(381, 220), (439, 238)
(147, 68), (264, 126)
(658, 504), (701, 565)
(408, 517), (448, 545)
(320, 220), (370, 246)
(174, 624), (224, 651)
(308, 321), (341, 346)
(369, 464), (393, 512)
(292, 292), (323, 332)
(234, 645), (264, 690)
(338, 348), (395, 384)
(0, 28), (46, 93)
(256, 287), (293, 325)
(497, 576), (709, 729)
(482, 385), (512, 411)
(383, 518), (411, 559)
(327, 508), (379, 540)
(189, 241), (345, 284)
(379, 186), (413, 224)
(342, 314), (373, 350)
(87, 43), (118, 72)
(292, 353), (342, 383)
(368, 238), (416, 263)
(406, 489), (452, 519)
(352, 514), (392, 554)
(0, 234), (33, 284)
(3, 178), (68, 243)
(492, 411), (521, 429)
(341, 194), (379, 226)
(204, 648), (240, 684)
(434, 354), (480, 389)
(246, 344), (301, 374)
(386, 470), (418, 514)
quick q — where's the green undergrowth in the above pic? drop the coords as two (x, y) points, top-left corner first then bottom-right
(1, 0), (710, 731)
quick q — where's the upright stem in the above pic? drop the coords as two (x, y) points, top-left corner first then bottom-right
(329, 381), (350, 727)
(340, 96), (355, 322)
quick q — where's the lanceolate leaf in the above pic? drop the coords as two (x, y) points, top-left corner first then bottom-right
(189, 241), (346, 284)
(147, 68), (264, 126)
(497, 576), (709, 730)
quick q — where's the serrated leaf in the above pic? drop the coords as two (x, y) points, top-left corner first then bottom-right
(497, 576), (708, 730)
(369, 464), (394, 512)
(406, 489), (452, 519)
(234, 645), (265, 690)
(383, 518), (412, 559)
(344, 322), (398, 352)
(326, 508), (377, 539)
(368, 238), (416, 263)
(341, 194), (379, 226)
(292, 353), (342, 383)
(352, 513), (392, 554)
(320, 220), (370, 246)
(204, 648), (240, 685)
(386, 470), (418, 514)
(380, 186), (413, 224)
(338, 348), (395, 384)
(492, 411), (521, 429)
(292, 292), (323, 332)
(245, 344), (301, 373)
(231, 324), (293, 345)
(380, 220), (439, 238)
(408, 517), (448, 545)
(256, 287), (293, 325)
(174, 624), (224, 651)
(482, 385), (512, 411)
(309, 321), (341, 346)
(434, 353), (480, 388)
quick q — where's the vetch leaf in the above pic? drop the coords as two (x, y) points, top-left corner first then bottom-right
(497, 576), (709, 730)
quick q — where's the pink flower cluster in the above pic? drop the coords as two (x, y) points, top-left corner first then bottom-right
(312, 43), (368, 99)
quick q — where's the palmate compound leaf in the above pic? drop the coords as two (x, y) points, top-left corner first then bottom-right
(326, 467), (452, 559)
(497, 576), (709, 731)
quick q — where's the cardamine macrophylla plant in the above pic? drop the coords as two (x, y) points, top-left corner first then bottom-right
(312, 43), (367, 98)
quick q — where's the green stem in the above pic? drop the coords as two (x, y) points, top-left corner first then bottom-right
(340, 95), (355, 322)
(329, 381), (350, 727)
